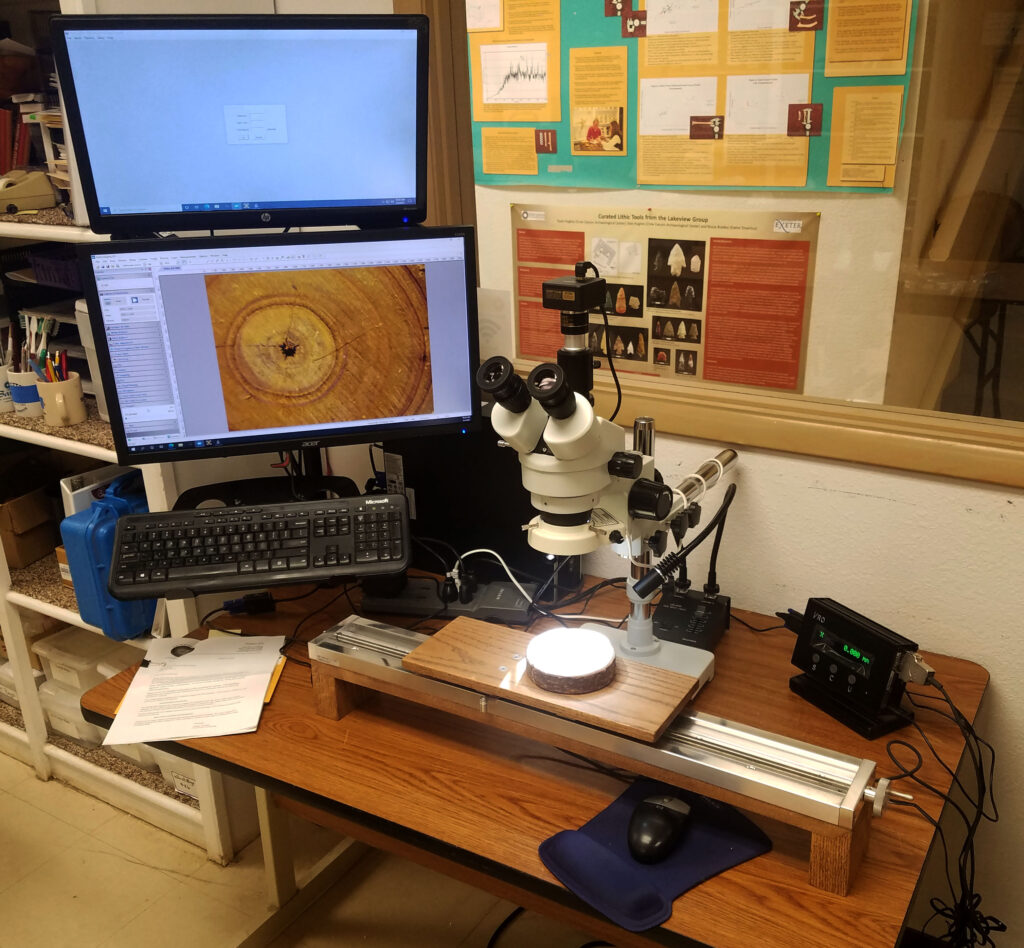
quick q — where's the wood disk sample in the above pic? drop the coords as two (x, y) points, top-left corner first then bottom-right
(206, 264), (433, 432)
(526, 627), (617, 694)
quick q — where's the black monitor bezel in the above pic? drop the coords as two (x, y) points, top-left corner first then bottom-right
(78, 225), (481, 466)
(51, 13), (430, 236)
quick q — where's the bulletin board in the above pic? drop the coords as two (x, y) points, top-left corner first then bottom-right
(469, 0), (918, 192)
(512, 203), (820, 393)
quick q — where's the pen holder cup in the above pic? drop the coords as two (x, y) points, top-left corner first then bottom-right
(7, 369), (43, 418)
(0, 365), (14, 414)
(36, 371), (87, 427)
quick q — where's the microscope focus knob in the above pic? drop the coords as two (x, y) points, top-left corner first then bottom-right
(608, 451), (643, 478)
(628, 478), (673, 521)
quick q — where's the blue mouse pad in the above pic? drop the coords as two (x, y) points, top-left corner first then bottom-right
(538, 779), (772, 932)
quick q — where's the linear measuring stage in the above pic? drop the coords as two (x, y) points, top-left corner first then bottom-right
(309, 615), (903, 895)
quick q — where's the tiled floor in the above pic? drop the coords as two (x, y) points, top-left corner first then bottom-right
(0, 752), (601, 948)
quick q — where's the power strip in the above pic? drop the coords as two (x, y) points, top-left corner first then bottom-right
(361, 576), (537, 624)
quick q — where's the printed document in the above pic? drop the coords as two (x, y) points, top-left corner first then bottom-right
(104, 635), (285, 745)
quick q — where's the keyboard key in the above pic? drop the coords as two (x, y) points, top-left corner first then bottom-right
(168, 563), (239, 579)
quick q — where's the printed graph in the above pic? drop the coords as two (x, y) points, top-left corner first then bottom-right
(481, 43), (548, 104)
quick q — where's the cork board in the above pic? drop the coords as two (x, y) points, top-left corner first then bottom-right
(206, 264), (433, 431)
(401, 616), (700, 742)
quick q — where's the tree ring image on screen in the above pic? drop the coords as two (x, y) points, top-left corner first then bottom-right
(207, 265), (433, 432)
(228, 296), (342, 400)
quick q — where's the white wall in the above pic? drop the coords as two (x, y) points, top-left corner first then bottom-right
(474, 178), (1024, 935)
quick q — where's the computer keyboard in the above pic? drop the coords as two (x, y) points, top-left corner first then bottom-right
(108, 494), (410, 600)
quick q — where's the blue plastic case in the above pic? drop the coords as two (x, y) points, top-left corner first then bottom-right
(60, 471), (156, 640)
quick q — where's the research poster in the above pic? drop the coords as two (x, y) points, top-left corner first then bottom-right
(470, 0), (916, 192)
(512, 203), (820, 393)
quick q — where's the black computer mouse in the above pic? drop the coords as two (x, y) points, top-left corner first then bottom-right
(626, 794), (692, 864)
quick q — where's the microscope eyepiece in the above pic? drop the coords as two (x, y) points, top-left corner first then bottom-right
(527, 363), (576, 420)
(476, 356), (531, 414)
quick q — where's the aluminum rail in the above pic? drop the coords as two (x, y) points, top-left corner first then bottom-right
(310, 616), (885, 829)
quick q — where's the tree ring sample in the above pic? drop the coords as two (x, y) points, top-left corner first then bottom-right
(226, 297), (340, 401)
(526, 627), (617, 694)
(207, 265), (433, 432)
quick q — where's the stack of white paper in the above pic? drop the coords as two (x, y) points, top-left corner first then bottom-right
(103, 635), (285, 745)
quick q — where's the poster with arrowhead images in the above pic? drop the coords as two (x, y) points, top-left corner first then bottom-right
(512, 203), (820, 393)
(470, 0), (917, 192)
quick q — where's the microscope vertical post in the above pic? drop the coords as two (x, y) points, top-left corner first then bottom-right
(624, 417), (660, 654)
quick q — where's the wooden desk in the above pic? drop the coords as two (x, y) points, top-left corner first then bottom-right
(81, 587), (988, 948)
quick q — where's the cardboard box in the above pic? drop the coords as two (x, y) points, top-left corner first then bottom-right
(55, 545), (74, 589)
(0, 487), (60, 569)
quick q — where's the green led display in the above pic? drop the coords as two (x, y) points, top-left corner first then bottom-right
(842, 643), (872, 665)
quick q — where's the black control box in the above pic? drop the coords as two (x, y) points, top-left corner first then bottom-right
(789, 598), (918, 739)
(653, 586), (730, 652)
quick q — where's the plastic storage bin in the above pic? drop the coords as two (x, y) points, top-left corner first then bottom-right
(32, 626), (121, 691)
(60, 471), (156, 640)
(97, 726), (158, 771)
(150, 747), (198, 798)
(94, 645), (155, 767)
(0, 660), (45, 708)
(96, 644), (144, 679)
(39, 679), (103, 746)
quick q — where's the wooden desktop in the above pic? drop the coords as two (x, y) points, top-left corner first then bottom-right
(81, 583), (988, 948)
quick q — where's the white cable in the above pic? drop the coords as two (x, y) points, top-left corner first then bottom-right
(459, 548), (535, 604)
(553, 613), (628, 624)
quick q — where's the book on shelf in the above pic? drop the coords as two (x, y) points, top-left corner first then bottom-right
(0, 106), (12, 175)
(11, 117), (31, 168)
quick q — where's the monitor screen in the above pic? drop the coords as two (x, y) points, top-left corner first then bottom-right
(51, 14), (428, 234)
(77, 227), (480, 465)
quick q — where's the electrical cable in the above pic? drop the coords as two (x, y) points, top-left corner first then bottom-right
(546, 576), (626, 612)
(368, 442), (383, 481)
(883, 679), (1004, 946)
(513, 750), (635, 783)
(730, 612), (786, 633)
(280, 583), (358, 658)
(200, 584), (323, 630)
(412, 536), (453, 574)
(599, 306), (623, 422)
(416, 535), (464, 572)
(703, 486), (730, 595)
(485, 906), (524, 948)
(199, 607), (225, 627)
(633, 482), (737, 598)
(459, 547), (567, 626)
(271, 584), (323, 606)
(578, 259), (622, 422)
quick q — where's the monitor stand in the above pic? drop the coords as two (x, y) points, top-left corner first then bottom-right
(172, 448), (359, 510)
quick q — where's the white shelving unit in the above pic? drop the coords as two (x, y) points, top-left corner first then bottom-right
(0, 392), (244, 863)
(0, 222), (102, 243)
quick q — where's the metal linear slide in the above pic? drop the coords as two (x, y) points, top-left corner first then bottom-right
(310, 616), (894, 829)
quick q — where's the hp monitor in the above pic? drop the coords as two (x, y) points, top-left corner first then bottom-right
(51, 14), (429, 234)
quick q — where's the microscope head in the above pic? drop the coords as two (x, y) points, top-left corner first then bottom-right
(477, 357), (630, 555)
